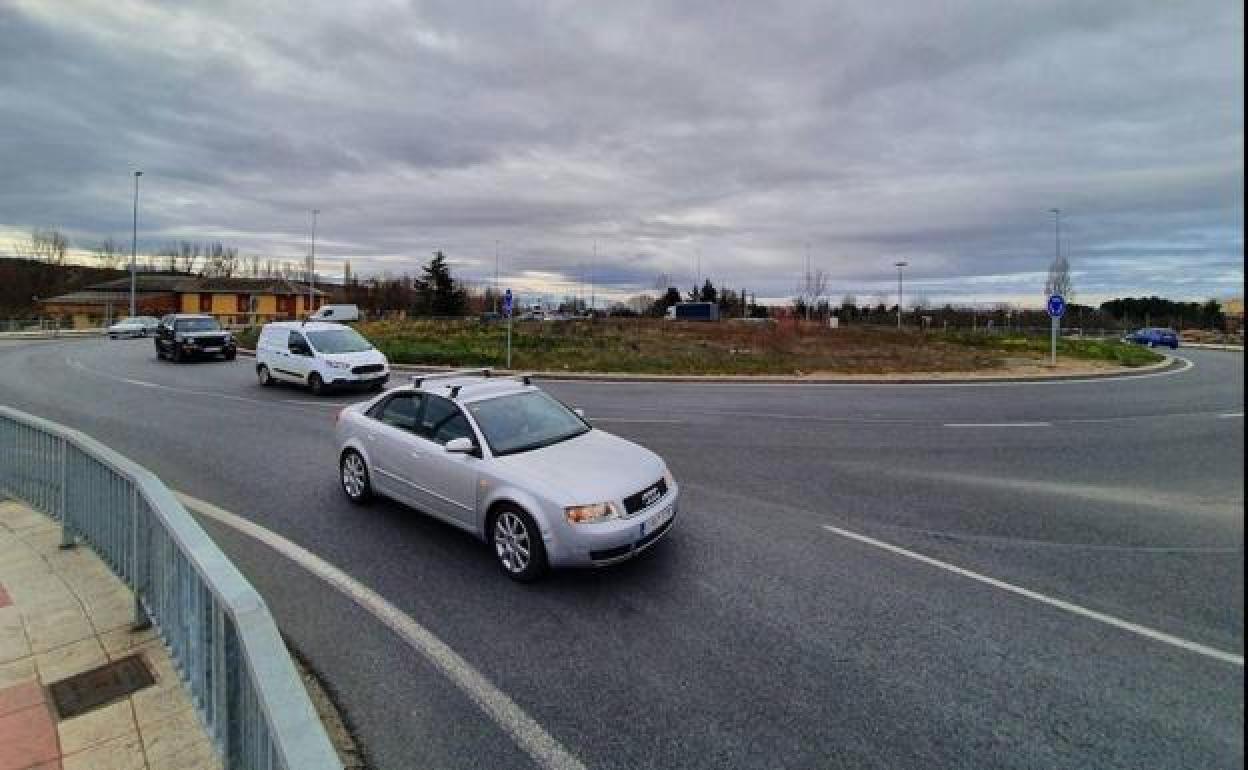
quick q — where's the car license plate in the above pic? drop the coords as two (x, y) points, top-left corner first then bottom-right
(202, 346), (220, 353)
(641, 504), (673, 537)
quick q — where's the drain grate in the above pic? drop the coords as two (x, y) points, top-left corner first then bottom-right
(47, 653), (156, 720)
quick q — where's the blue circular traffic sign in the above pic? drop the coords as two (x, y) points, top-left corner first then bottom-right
(1047, 294), (1066, 318)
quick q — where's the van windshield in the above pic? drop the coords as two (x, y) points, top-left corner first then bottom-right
(306, 328), (373, 353)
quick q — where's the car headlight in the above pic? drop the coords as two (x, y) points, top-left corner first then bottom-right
(325, 360), (351, 369)
(565, 502), (621, 524)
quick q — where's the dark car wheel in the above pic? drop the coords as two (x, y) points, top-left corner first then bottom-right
(490, 507), (548, 582)
(340, 450), (373, 504)
(257, 365), (275, 386)
(172, 345), (183, 362)
(308, 372), (327, 396)
(155, 344), (165, 360)
(224, 350), (236, 361)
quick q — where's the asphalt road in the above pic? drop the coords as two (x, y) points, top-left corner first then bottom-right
(1, 338), (1242, 769)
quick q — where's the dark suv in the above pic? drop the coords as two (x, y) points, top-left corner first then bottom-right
(154, 314), (238, 362)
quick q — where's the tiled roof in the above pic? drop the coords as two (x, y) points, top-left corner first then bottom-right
(78, 274), (327, 295)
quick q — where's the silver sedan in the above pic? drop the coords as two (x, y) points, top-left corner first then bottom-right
(107, 316), (160, 338)
(334, 372), (679, 581)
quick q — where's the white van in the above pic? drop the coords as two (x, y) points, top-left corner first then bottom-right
(255, 321), (389, 395)
(308, 304), (360, 322)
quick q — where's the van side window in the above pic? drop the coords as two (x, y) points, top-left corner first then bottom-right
(287, 331), (309, 352)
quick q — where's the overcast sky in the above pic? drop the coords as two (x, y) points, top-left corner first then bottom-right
(1, 0), (1242, 306)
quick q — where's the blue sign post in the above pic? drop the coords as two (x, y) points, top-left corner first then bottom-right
(1047, 293), (1065, 366)
(503, 289), (514, 369)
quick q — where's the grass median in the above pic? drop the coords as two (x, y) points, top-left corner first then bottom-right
(236, 319), (1164, 376)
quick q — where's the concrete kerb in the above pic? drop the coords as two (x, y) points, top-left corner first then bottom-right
(236, 347), (1182, 385)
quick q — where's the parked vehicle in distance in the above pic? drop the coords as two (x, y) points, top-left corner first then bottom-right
(479, 311), (502, 323)
(335, 370), (679, 581)
(255, 321), (389, 395)
(665, 302), (720, 321)
(154, 315), (237, 361)
(308, 304), (361, 322)
(107, 316), (160, 338)
(1124, 327), (1179, 349)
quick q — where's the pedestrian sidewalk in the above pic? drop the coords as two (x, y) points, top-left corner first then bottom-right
(0, 499), (221, 770)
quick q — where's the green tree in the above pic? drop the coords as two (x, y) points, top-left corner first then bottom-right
(420, 251), (467, 316)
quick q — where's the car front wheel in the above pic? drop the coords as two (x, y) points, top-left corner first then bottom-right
(340, 450), (372, 504)
(257, 365), (274, 386)
(309, 372), (327, 396)
(491, 508), (548, 582)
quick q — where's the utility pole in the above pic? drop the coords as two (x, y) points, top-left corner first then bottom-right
(308, 209), (319, 314)
(130, 171), (142, 318)
(805, 243), (811, 321)
(894, 261), (908, 329)
(494, 240), (500, 314)
(590, 241), (596, 316)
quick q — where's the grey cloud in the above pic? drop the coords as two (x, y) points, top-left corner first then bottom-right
(0, 0), (1240, 305)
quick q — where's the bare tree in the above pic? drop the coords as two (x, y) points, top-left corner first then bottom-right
(92, 237), (124, 269)
(201, 242), (239, 277)
(176, 241), (201, 274)
(18, 229), (70, 265)
(795, 268), (829, 319)
(1045, 255), (1074, 302)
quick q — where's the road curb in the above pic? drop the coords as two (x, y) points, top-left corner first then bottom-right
(234, 347), (1181, 385)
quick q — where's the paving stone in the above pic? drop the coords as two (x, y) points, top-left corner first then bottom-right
(57, 698), (138, 755)
(0, 702), (59, 770)
(37, 637), (108, 684)
(62, 732), (147, 770)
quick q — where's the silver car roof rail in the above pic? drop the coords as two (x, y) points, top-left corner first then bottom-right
(410, 368), (492, 388)
(447, 373), (533, 399)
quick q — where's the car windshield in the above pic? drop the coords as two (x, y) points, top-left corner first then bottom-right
(306, 328), (373, 353)
(175, 318), (220, 332)
(466, 391), (589, 456)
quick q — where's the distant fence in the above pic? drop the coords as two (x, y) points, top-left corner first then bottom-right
(0, 406), (340, 770)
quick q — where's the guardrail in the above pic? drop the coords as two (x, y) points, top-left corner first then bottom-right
(0, 406), (340, 770)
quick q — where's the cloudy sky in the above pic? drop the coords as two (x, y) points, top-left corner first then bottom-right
(1, 0), (1241, 307)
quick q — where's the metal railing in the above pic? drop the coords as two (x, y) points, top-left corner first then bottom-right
(0, 406), (340, 770)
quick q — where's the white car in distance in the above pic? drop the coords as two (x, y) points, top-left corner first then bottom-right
(107, 316), (160, 338)
(334, 370), (679, 581)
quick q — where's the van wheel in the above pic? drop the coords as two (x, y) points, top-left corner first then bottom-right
(172, 345), (182, 362)
(257, 365), (274, 387)
(224, 350), (236, 361)
(309, 372), (326, 396)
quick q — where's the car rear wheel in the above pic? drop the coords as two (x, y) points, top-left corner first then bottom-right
(257, 365), (274, 386)
(309, 372), (326, 396)
(340, 450), (372, 504)
(491, 508), (548, 582)
(172, 344), (182, 362)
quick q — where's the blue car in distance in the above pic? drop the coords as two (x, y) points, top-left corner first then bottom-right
(1124, 327), (1179, 349)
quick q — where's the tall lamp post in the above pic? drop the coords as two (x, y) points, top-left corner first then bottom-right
(308, 209), (319, 313)
(894, 261), (908, 329)
(130, 171), (142, 318)
(1050, 207), (1061, 263)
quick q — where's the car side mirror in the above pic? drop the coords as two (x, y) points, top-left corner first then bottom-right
(444, 437), (475, 453)
(573, 408), (586, 419)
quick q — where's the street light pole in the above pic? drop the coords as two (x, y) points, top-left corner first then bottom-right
(494, 240), (500, 314)
(894, 261), (908, 329)
(130, 171), (142, 318)
(1050, 207), (1061, 262)
(308, 209), (319, 314)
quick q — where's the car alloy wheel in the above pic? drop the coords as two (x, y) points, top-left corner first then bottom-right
(309, 372), (326, 395)
(492, 509), (547, 581)
(340, 451), (371, 503)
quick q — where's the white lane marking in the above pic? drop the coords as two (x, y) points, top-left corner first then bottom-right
(1220, 412), (1244, 419)
(176, 493), (587, 770)
(68, 357), (336, 410)
(943, 422), (1053, 428)
(821, 524), (1244, 667)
